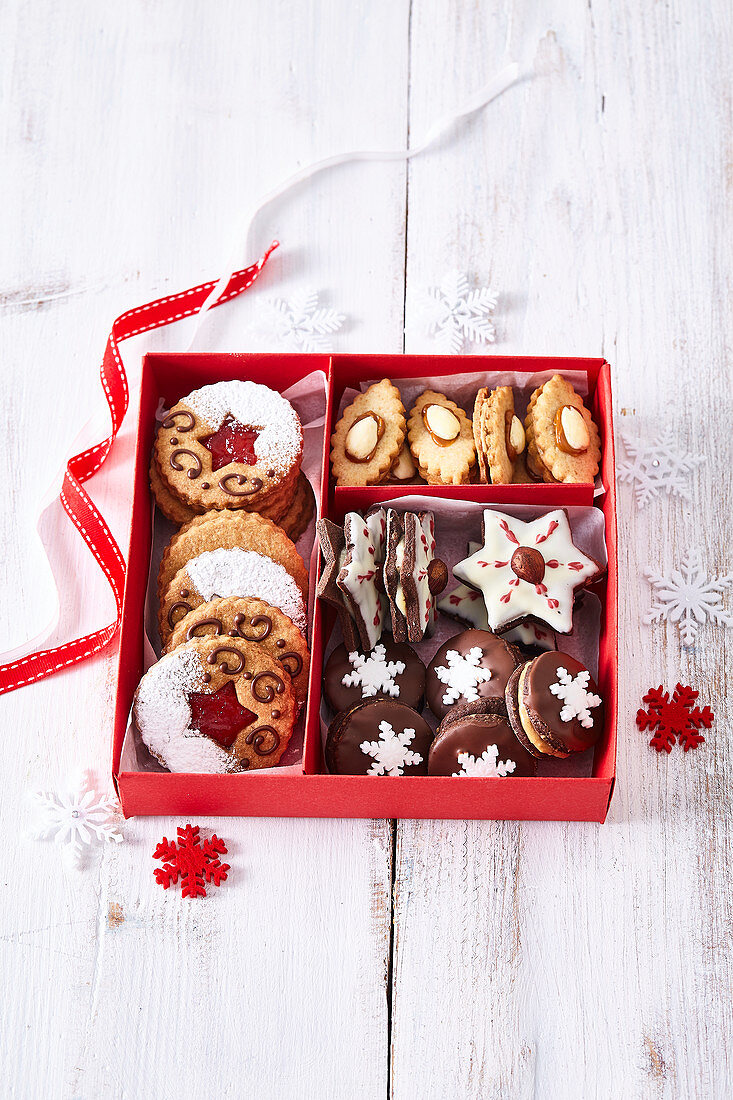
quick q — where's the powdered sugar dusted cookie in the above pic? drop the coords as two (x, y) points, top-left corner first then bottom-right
(323, 639), (425, 713)
(337, 508), (387, 651)
(330, 379), (406, 486)
(159, 547), (308, 648)
(525, 375), (601, 484)
(133, 635), (298, 772)
(475, 385), (526, 485)
(154, 380), (303, 513)
(452, 509), (602, 634)
(407, 390), (476, 485)
(157, 509), (308, 602)
(505, 651), (604, 759)
(426, 627), (521, 720)
(163, 596), (310, 709)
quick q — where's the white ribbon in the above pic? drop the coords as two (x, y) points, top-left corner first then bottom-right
(187, 61), (520, 347)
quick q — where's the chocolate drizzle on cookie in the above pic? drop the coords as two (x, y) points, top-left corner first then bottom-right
(169, 449), (202, 479)
(251, 671), (285, 703)
(186, 617), (224, 639)
(245, 725), (280, 756)
(167, 601), (192, 628)
(278, 652), (303, 676)
(162, 410), (196, 431)
(218, 473), (263, 496)
(207, 646), (245, 674)
(235, 613), (273, 641)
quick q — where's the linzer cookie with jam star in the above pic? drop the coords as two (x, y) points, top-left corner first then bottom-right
(452, 508), (602, 634)
(153, 380), (303, 515)
(164, 596), (310, 709)
(133, 634), (298, 773)
(159, 547), (308, 649)
(524, 374), (601, 484)
(330, 378), (406, 486)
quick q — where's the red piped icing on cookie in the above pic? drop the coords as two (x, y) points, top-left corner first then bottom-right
(188, 680), (256, 748)
(201, 416), (260, 470)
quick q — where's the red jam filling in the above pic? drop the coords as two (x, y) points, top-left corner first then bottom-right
(201, 416), (260, 470)
(188, 680), (255, 749)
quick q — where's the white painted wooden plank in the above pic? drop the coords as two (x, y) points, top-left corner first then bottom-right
(0, 2), (410, 1096)
(394, 1), (732, 1097)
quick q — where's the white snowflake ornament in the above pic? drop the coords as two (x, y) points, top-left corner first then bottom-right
(360, 720), (423, 776)
(452, 746), (516, 777)
(644, 548), (733, 646)
(29, 771), (123, 871)
(618, 429), (705, 508)
(548, 667), (602, 728)
(420, 271), (498, 353)
(251, 290), (345, 352)
(342, 644), (406, 698)
(434, 646), (492, 705)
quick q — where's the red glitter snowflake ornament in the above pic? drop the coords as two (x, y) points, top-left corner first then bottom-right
(636, 684), (713, 753)
(153, 824), (230, 898)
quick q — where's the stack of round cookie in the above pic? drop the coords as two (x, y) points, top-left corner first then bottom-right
(134, 503), (312, 774)
(150, 379), (314, 540)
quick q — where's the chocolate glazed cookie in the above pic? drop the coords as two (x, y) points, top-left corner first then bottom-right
(426, 628), (520, 720)
(323, 639), (425, 713)
(505, 651), (604, 759)
(326, 700), (433, 776)
(429, 701), (537, 777)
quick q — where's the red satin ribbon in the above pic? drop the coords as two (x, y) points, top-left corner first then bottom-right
(0, 243), (278, 696)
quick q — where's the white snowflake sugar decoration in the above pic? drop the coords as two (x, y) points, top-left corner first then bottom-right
(452, 746), (516, 778)
(342, 644), (406, 698)
(549, 667), (602, 728)
(434, 647), (492, 705)
(420, 271), (498, 353)
(644, 548), (733, 646)
(251, 290), (345, 353)
(360, 720), (422, 776)
(618, 429), (706, 508)
(29, 771), (123, 870)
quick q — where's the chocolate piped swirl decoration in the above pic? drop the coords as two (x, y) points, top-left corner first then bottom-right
(167, 601), (192, 628)
(235, 613), (273, 641)
(251, 671), (285, 703)
(278, 652), (303, 676)
(207, 646), (245, 674)
(162, 410), (196, 431)
(186, 618), (224, 640)
(245, 726), (280, 756)
(219, 473), (264, 496)
(170, 449), (202, 480)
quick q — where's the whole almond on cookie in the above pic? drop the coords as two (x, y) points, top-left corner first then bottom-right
(330, 379), (406, 486)
(407, 390), (476, 485)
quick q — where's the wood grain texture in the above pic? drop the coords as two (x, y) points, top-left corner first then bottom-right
(395, 1), (732, 1097)
(0, 1), (731, 1097)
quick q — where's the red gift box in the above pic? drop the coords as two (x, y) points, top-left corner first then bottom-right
(113, 352), (617, 821)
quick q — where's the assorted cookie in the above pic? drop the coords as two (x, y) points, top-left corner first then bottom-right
(323, 640), (426, 713)
(429, 701), (537, 777)
(407, 390), (476, 485)
(153, 379), (304, 517)
(164, 596), (311, 709)
(331, 375), (600, 486)
(453, 508), (602, 634)
(133, 635), (298, 773)
(138, 370), (608, 781)
(505, 651), (603, 759)
(426, 628), (521, 721)
(326, 700), (433, 776)
(330, 378), (406, 486)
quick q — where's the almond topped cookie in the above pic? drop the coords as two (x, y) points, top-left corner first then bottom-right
(524, 375), (601, 484)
